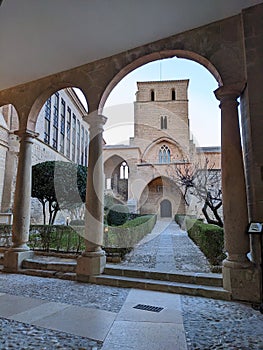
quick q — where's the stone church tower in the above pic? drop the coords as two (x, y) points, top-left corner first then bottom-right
(104, 80), (204, 218)
(131, 80), (191, 161)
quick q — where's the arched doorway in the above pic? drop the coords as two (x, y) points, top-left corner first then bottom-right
(160, 199), (172, 217)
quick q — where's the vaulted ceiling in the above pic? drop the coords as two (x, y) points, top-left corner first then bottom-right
(0, 0), (262, 91)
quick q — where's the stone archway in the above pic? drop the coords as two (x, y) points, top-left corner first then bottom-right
(160, 199), (172, 218)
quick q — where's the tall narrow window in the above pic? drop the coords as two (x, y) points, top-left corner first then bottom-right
(172, 89), (176, 100)
(66, 107), (71, 158)
(163, 116), (167, 129)
(44, 97), (51, 144)
(77, 120), (80, 164)
(60, 98), (65, 153)
(161, 116), (167, 129)
(72, 114), (76, 161)
(84, 130), (89, 166)
(120, 161), (129, 179)
(52, 92), (59, 150)
(151, 90), (155, 101)
(81, 125), (84, 165)
(159, 145), (171, 164)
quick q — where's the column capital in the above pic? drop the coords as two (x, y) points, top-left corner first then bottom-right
(83, 113), (107, 131)
(14, 129), (39, 140)
(214, 81), (246, 103)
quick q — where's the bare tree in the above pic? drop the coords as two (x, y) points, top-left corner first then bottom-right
(167, 158), (223, 227)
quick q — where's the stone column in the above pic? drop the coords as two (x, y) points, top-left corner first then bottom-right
(76, 114), (107, 280)
(4, 129), (38, 271)
(215, 83), (260, 302)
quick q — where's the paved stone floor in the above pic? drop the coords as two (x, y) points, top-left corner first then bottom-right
(0, 220), (262, 349)
(0, 273), (263, 349)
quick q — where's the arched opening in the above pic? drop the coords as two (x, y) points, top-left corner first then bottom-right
(160, 199), (172, 217)
(104, 155), (129, 202)
(101, 52), (222, 276)
(29, 87), (89, 224)
(138, 176), (185, 216)
(0, 104), (19, 217)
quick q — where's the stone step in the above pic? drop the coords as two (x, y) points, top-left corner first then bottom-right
(104, 265), (223, 287)
(22, 258), (77, 272)
(19, 268), (76, 280)
(88, 274), (230, 301)
(22, 258), (223, 288)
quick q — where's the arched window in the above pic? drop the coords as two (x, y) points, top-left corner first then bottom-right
(120, 161), (129, 179)
(159, 145), (171, 163)
(172, 89), (176, 101)
(161, 116), (167, 129)
(151, 90), (155, 101)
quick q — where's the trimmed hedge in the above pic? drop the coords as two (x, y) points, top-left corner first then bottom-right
(185, 218), (226, 266)
(104, 214), (156, 248)
(107, 204), (129, 226)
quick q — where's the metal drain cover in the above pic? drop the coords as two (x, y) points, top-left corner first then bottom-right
(133, 304), (164, 313)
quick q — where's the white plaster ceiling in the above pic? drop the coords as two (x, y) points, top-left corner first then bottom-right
(0, 0), (262, 91)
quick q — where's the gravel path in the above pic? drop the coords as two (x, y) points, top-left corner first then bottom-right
(182, 295), (263, 349)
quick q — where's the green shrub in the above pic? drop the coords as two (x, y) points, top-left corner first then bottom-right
(107, 204), (129, 226)
(185, 218), (226, 266)
(122, 215), (153, 228)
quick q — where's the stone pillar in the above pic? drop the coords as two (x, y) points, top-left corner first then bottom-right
(4, 129), (38, 271)
(76, 114), (107, 280)
(215, 83), (260, 302)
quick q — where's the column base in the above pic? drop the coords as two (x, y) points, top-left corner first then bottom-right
(3, 250), (34, 273)
(76, 250), (106, 282)
(223, 263), (262, 303)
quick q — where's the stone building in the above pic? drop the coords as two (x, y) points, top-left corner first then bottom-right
(103, 80), (221, 219)
(0, 88), (89, 224)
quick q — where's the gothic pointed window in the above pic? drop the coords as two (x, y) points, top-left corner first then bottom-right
(120, 161), (129, 179)
(159, 145), (171, 163)
(151, 90), (155, 101)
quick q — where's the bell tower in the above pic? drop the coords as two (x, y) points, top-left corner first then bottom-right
(132, 80), (190, 155)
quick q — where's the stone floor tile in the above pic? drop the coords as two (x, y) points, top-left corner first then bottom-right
(102, 321), (187, 350)
(116, 289), (183, 324)
(33, 304), (117, 341)
(8, 301), (70, 323)
(0, 294), (47, 318)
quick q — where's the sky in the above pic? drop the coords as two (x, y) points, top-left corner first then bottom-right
(78, 57), (221, 147)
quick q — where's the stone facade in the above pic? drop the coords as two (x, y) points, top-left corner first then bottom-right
(0, 88), (89, 224)
(103, 80), (221, 219)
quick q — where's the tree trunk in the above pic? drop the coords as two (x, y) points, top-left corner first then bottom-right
(202, 201), (223, 227)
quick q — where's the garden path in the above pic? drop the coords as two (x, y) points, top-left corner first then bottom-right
(118, 219), (211, 273)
